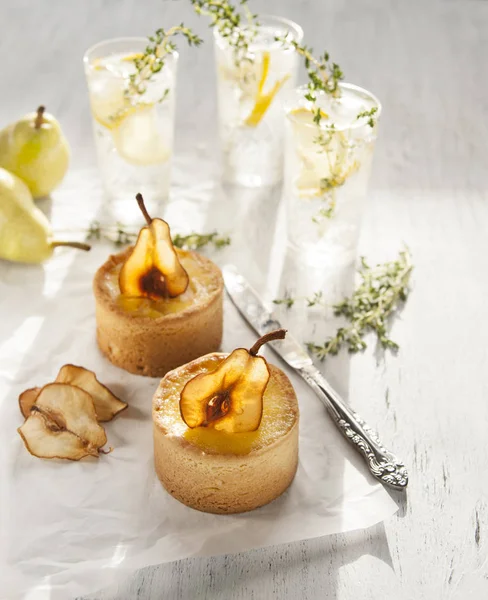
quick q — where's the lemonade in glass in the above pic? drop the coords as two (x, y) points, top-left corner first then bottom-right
(214, 15), (303, 187)
(84, 38), (177, 220)
(284, 83), (381, 265)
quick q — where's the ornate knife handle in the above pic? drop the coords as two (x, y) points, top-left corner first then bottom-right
(299, 366), (408, 490)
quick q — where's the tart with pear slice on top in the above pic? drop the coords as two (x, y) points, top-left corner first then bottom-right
(93, 194), (223, 377)
(153, 330), (299, 514)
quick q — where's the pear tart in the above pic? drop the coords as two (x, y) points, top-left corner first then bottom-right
(153, 331), (299, 514)
(93, 195), (223, 377)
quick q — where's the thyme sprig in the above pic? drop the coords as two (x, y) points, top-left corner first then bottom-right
(273, 292), (295, 309)
(306, 290), (325, 307)
(277, 37), (377, 128)
(273, 290), (325, 309)
(273, 249), (413, 360)
(127, 25), (202, 97)
(191, 0), (258, 64)
(276, 37), (344, 124)
(307, 249), (413, 359)
(356, 107), (379, 128)
(86, 222), (230, 250)
(87, 222), (136, 246)
(172, 231), (231, 250)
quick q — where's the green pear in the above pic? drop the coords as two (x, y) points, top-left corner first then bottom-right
(0, 167), (90, 264)
(0, 106), (70, 199)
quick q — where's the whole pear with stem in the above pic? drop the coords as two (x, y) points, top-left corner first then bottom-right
(0, 168), (90, 264)
(0, 106), (70, 198)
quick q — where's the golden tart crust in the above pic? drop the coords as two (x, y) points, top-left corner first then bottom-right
(153, 352), (299, 514)
(93, 248), (223, 377)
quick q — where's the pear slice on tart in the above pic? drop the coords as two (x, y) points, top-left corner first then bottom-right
(119, 220), (188, 299)
(180, 329), (286, 433)
(180, 349), (268, 433)
(119, 194), (189, 299)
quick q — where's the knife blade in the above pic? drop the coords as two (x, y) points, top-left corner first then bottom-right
(223, 265), (408, 491)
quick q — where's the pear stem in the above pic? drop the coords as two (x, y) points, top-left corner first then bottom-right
(34, 106), (45, 129)
(136, 193), (152, 225)
(51, 241), (91, 251)
(249, 329), (287, 356)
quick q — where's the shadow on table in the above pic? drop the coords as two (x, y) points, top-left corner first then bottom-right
(86, 522), (393, 600)
(387, 488), (408, 519)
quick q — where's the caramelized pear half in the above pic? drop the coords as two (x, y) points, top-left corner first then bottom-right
(180, 329), (286, 433)
(119, 193), (189, 299)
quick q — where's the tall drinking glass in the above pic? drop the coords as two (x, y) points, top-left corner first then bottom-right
(214, 16), (303, 187)
(283, 83), (381, 266)
(84, 38), (178, 221)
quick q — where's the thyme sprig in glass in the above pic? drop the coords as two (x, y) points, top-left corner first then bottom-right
(127, 25), (202, 98)
(356, 107), (379, 128)
(276, 39), (344, 124)
(275, 37), (350, 220)
(190, 0), (258, 64)
(86, 222), (230, 251)
(279, 39), (377, 126)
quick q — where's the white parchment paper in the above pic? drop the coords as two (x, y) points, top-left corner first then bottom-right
(0, 176), (398, 600)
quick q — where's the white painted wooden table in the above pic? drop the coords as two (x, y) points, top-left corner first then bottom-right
(1, 0), (487, 598)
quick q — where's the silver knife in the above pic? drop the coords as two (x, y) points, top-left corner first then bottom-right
(223, 265), (408, 491)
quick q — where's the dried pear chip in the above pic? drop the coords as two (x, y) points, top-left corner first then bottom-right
(18, 387), (41, 419)
(55, 364), (127, 422)
(18, 383), (107, 460)
(35, 383), (107, 449)
(18, 411), (99, 461)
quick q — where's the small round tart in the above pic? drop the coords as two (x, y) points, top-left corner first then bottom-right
(153, 352), (299, 514)
(93, 248), (223, 377)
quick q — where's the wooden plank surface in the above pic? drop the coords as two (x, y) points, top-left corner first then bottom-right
(1, 0), (487, 598)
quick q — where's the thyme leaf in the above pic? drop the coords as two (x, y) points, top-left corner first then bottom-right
(272, 293), (295, 308)
(356, 106), (378, 128)
(172, 231), (231, 250)
(86, 222), (230, 251)
(273, 290), (325, 309)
